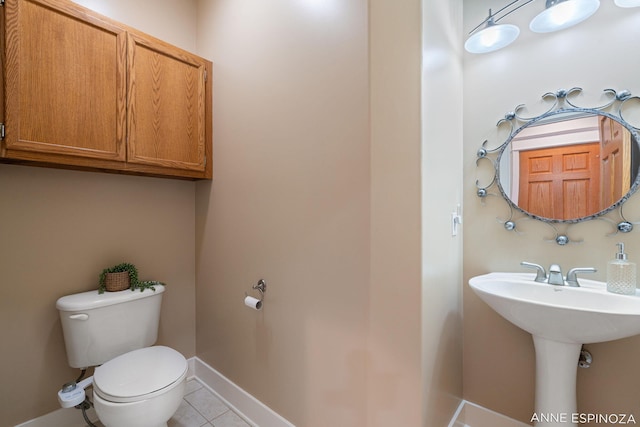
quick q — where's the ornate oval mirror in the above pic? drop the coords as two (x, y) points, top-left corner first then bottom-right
(476, 88), (640, 244)
(498, 110), (640, 221)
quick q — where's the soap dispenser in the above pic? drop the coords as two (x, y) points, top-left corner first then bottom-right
(607, 242), (637, 295)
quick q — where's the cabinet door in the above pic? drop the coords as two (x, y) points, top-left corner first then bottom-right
(3, 0), (127, 162)
(127, 32), (208, 173)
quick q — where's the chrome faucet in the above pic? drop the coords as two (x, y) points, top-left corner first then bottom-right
(547, 264), (565, 285)
(520, 262), (597, 287)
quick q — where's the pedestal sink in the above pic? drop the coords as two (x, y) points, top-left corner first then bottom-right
(469, 272), (640, 427)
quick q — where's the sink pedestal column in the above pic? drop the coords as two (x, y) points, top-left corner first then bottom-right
(532, 336), (582, 427)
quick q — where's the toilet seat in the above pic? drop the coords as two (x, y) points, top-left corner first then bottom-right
(93, 346), (187, 403)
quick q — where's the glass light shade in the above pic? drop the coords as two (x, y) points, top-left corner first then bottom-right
(464, 23), (520, 54)
(530, 0), (600, 33)
(615, 0), (640, 7)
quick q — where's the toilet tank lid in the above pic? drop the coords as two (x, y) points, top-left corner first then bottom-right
(93, 346), (187, 400)
(56, 286), (165, 311)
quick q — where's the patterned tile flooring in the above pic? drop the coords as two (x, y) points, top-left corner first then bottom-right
(91, 379), (251, 427)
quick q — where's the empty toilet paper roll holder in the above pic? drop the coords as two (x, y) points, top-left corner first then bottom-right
(245, 279), (267, 302)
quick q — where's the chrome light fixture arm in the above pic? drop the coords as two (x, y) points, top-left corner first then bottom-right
(467, 0), (535, 35)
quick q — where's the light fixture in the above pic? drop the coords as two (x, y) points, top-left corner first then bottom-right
(465, 16), (520, 54)
(530, 0), (600, 33)
(614, 0), (640, 7)
(465, 5), (524, 54)
(465, 0), (605, 54)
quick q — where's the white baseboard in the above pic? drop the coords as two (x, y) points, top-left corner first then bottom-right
(447, 400), (467, 427)
(14, 405), (99, 427)
(192, 356), (296, 427)
(449, 400), (530, 427)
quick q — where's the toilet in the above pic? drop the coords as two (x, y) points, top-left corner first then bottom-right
(56, 286), (187, 427)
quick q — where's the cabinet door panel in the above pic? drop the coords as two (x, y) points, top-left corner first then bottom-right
(4, 0), (127, 160)
(127, 33), (207, 172)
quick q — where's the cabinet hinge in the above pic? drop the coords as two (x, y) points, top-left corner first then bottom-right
(204, 69), (207, 83)
(0, 0), (5, 7)
(0, 124), (5, 139)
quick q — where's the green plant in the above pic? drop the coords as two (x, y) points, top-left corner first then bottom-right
(135, 280), (165, 292)
(98, 262), (165, 294)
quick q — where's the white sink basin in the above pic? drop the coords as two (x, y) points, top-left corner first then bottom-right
(469, 272), (640, 343)
(469, 272), (640, 426)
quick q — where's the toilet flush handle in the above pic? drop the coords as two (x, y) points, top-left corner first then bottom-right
(69, 313), (89, 321)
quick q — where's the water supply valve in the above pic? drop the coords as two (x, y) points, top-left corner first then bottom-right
(57, 377), (93, 408)
(578, 349), (593, 369)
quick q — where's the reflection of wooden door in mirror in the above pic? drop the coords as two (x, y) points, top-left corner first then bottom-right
(600, 117), (631, 210)
(519, 143), (600, 219)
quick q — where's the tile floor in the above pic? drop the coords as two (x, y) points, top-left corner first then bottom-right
(91, 379), (251, 427)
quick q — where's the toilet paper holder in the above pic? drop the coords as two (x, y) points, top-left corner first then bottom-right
(246, 279), (267, 302)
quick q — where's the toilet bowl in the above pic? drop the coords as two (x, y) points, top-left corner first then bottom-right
(92, 346), (188, 427)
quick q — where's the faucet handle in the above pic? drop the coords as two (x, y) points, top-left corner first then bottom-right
(521, 261), (547, 282)
(565, 267), (597, 287)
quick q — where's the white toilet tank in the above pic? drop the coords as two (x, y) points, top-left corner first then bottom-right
(56, 287), (165, 368)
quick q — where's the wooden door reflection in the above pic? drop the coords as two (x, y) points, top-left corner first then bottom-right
(519, 143), (600, 219)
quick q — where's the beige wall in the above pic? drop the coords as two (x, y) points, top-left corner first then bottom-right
(421, 0), (464, 425)
(0, 1), (198, 425)
(194, 1), (371, 425)
(371, 0), (464, 426)
(195, 0), (463, 425)
(463, 0), (640, 423)
(0, 167), (197, 426)
(369, 0), (424, 425)
(73, 0), (197, 52)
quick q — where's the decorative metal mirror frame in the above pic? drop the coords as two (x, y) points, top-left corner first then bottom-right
(476, 88), (640, 245)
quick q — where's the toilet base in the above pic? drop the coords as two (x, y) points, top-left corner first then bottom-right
(93, 376), (186, 427)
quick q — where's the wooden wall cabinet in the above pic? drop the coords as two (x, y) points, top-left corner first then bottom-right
(0, 0), (213, 180)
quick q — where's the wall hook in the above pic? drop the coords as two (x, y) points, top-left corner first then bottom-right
(253, 279), (267, 296)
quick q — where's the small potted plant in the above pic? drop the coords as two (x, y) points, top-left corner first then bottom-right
(98, 262), (165, 294)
